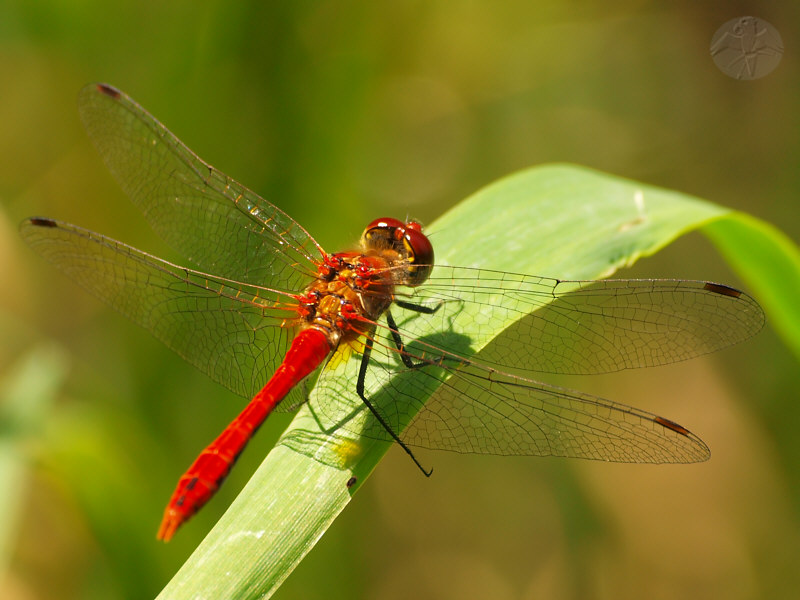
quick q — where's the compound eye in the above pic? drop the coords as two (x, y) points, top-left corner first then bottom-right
(361, 217), (434, 285)
(364, 217), (405, 231)
(402, 224), (434, 286)
(363, 216), (404, 238)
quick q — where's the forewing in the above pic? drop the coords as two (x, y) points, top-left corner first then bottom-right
(77, 83), (323, 288)
(398, 267), (765, 375)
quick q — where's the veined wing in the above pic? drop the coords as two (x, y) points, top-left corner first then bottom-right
(78, 83), (323, 289)
(394, 266), (765, 375)
(21, 217), (308, 402)
(345, 330), (710, 462)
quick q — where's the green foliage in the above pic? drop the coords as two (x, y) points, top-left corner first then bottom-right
(0, 345), (68, 573)
(703, 213), (800, 360)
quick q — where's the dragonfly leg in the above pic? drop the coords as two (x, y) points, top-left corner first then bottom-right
(394, 299), (443, 314)
(385, 310), (465, 371)
(357, 334), (433, 477)
(385, 310), (426, 369)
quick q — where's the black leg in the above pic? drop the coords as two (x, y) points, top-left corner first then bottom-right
(386, 310), (429, 369)
(386, 310), (468, 373)
(394, 299), (442, 314)
(357, 333), (432, 477)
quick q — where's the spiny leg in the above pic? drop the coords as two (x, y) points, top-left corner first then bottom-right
(356, 333), (432, 476)
(386, 310), (465, 371)
(386, 310), (427, 369)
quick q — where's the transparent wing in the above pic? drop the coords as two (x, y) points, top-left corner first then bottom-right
(78, 83), (323, 289)
(338, 330), (710, 462)
(403, 361), (707, 462)
(395, 266), (765, 375)
(21, 217), (308, 403)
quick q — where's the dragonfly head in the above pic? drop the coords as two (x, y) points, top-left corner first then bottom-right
(362, 217), (434, 286)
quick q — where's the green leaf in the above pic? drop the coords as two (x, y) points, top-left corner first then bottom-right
(702, 212), (800, 361)
(156, 164), (795, 599)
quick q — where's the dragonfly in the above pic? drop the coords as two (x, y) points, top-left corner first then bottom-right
(21, 83), (765, 542)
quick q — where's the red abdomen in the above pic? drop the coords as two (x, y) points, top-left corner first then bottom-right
(157, 327), (331, 541)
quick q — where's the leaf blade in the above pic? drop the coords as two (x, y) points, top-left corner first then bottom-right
(157, 164), (780, 599)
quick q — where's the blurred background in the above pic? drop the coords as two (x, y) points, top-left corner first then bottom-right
(1, 1), (798, 598)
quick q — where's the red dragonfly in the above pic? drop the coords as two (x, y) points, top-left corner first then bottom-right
(21, 83), (765, 542)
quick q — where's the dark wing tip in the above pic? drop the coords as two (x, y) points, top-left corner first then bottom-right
(26, 217), (58, 228)
(703, 282), (742, 298)
(95, 83), (122, 99)
(653, 415), (691, 437)
(652, 416), (710, 462)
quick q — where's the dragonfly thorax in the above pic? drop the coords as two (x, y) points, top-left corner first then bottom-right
(298, 217), (435, 348)
(300, 252), (398, 347)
